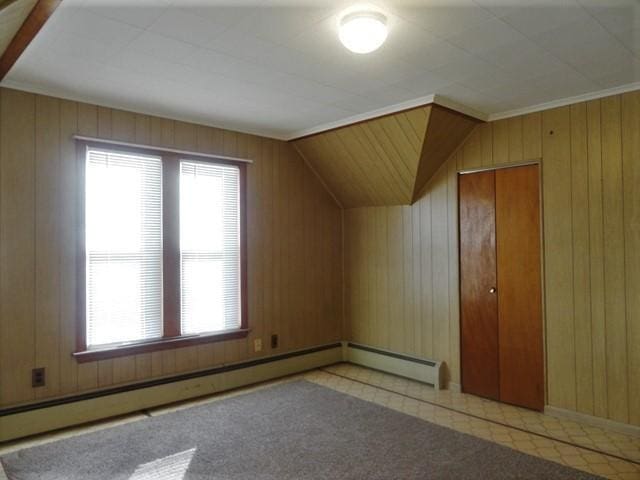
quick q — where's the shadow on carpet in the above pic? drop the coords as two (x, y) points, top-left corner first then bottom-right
(1, 380), (601, 479)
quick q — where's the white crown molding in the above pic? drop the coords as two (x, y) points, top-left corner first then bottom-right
(284, 94), (436, 140)
(0, 79), (292, 141)
(285, 94), (488, 141)
(488, 81), (640, 122)
(5, 77), (640, 144)
(431, 94), (488, 122)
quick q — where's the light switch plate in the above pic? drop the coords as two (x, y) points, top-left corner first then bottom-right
(254, 338), (262, 352)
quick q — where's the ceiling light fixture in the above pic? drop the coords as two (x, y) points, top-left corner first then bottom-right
(339, 11), (388, 54)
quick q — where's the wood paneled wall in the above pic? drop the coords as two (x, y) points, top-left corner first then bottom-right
(345, 90), (640, 426)
(0, 87), (343, 407)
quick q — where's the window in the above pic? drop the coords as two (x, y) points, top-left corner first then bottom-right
(85, 148), (163, 347)
(180, 161), (241, 335)
(76, 142), (247, 362)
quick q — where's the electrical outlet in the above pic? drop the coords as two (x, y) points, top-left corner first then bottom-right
(254, 338), (262, 352)
(271, 334), (278, 349)
(32, 368), (45, 388)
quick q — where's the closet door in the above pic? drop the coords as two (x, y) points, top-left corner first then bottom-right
(495, 165), (544, 411)
(459, 171), (499, 401)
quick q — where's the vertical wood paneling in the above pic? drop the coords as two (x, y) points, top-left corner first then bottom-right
(492, 119), (509, 165)
(523, 112), (542, 160)
(570, 103), (594, 415)
(262, 138), (275, 350)
(33, 96), (60, 399)
(462, 127), (482, 169)
(601, 96), (628, 424)
(0, 89), (36, 406)
(0, 88), (342, 407)
(479, 122), (493, 167)
(621, 91), (640, 425)
(375, 208), (389, 348)
(246, 135), (263, 358)
(420, 191), (432, 358)
(270, 138), (282, 359)
(411, 202), (422, 357)
(508, 117), (523, 163)
(586, 99), (607, 419)
(542, 106), (576, 411)
(431, 167), (449, 364)
(58, 100), (79, 395)
(402, 206), (414, 355)
(345, 90), (640, 426)
(447, 154), (460, 384)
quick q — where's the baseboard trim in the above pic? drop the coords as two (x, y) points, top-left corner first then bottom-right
(449, 382), (461, 393)
(0, 343), (342, 442)
(345, 342), (444, 389)
(544, 406), (640, 438)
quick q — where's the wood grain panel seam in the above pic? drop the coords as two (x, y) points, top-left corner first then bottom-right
(378, 118), (415, 179)
(359, 123), (413, 201)
(333, 130), (387, 205)
(291, 143), (343, 209)
(619, 98), (631, 420)
(357, 123), (411, 202)
(567, 108), (579, 408)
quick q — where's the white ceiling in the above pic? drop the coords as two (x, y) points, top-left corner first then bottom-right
(3, 0), (640, 140)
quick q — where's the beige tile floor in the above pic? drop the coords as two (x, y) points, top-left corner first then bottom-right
(1, 363), (638, 479)
(323, 363), (640, 463)
(310, 364), (640, 480)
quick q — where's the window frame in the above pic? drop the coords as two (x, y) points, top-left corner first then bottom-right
(74, 140), (248, 363)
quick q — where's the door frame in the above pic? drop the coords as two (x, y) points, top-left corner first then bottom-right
(457, 160), (547, 408)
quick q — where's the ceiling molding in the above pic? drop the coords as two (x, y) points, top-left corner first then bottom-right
(285, 94), (487, 142)
(488, 81), (640, 122)
(0, 0), (60, 81)
(0, 79), (292, 141)
(286, 94), (436, 141)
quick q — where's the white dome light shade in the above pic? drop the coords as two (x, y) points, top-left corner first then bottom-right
(339, 12), (388, 54)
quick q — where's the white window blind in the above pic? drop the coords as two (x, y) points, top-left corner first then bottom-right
(85, 148), (163, 347)
(180, 161), (241, 335)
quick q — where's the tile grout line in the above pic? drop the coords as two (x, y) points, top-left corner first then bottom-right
(319, 368), (640, 467)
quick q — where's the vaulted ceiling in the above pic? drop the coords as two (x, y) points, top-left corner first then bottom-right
(293, 104), (479, 207)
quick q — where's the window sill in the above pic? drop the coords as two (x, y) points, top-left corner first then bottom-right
(73, 329), (250, 363)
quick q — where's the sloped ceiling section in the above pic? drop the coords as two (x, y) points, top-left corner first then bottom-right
(292, 104), (480, 208)
(412, 105), (479, 203)
(0, 0), (38, 56)
(292, 106), (430, 207)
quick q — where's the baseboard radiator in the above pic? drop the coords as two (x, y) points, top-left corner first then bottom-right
(345, 342), (445, 389)
(0, 343), (343, 442)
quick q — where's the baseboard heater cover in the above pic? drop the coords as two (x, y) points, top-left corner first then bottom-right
(346, 342), (445, 389)
(0, 343), (342, 442)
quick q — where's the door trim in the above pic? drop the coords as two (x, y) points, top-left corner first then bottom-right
(457, 161), (547, 409)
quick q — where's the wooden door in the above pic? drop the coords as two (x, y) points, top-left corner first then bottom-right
(496, 165), (544, 411)
(459, 171), (499, 401)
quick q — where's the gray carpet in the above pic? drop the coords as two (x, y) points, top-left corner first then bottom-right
(2, 380), (601, 479)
